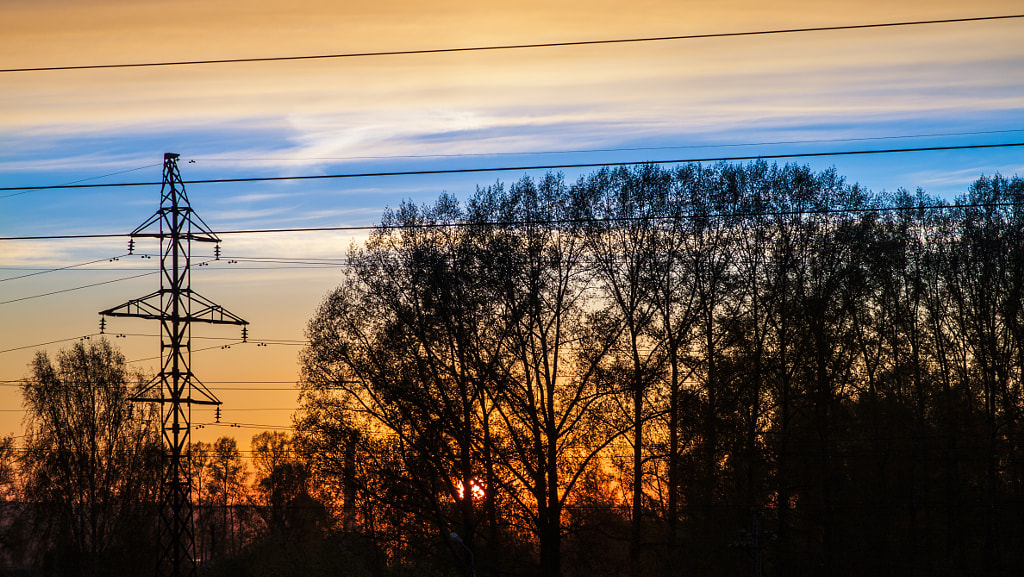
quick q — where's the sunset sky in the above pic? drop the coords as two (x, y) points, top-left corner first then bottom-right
(2, 0), (1023, 445)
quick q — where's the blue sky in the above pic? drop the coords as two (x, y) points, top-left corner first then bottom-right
(1, 0), (1023, 440)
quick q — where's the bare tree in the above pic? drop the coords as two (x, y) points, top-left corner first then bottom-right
(474, 174), (624, 577)
(582, 165), (671, 576)
(19, 338), (161, 577)
(301, 194), (518, 574)
(206, 436), (247, 556)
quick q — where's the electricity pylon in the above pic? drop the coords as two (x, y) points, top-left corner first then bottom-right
(100, 153), (247, 577)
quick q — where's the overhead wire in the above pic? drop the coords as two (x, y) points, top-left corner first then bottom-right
(126, 340), (247, 364)
(0, 381), (303, 389)
(0, 335), (102, 355)
(0, 266), (341, 272)
(0, 406), (295, 413)
(120, 341), (307, 363)
(31, 253), (352, 266)
(2, 141), (1023, 194)
(2, 196), (1022, 242)
(0, 254), (130, 282)
(0, 271), (156, 305)
(104, 333), (308, 345)
(0, 382), (303, 389)
(0, 333), (305, 359)
(2, 13), (1021, 73)
(3, 129), (1019, 204)
(201, 408), (295, 411)
(211, 257), (352, 266)
(0, 255), (236, 305)
(0, 165), (160, 200)
(195, 422), (292, 431)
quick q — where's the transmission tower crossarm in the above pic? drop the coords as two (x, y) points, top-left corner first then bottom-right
(99, 290), (247, 325)
(130, 374), (163, 402)
(127, 232), (220, 242)
(189, 375), (221, 406)
(130, 230), (220, 243)
(183, 290), (248, 325)
(130, 374), (223, 406)
(99, 290), (163, 319)
(132, 396), (222, 406)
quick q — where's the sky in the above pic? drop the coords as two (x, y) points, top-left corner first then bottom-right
(1, 0), (1023, 446)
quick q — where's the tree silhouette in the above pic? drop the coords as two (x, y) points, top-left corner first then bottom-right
(206, 436), (248, 558)
(291, 165), (1024, 577)
(19, 338), (161, 577)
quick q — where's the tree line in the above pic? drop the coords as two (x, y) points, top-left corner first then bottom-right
(297, 162), (1024, 577)
(1, 339), (336, 577)
(2, 162), (1022, 577)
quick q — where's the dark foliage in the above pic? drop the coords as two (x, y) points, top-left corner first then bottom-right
(297, 164), (1024, 577)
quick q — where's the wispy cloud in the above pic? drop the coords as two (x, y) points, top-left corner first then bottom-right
(0, 238), (132, 268)
(213, 192), (297, 204)
(910, 163), (1024, 188)
(203, 206), (296, 222)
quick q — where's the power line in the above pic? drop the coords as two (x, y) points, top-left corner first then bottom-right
(195, 422), (292, 431)
(0, 332), (307, 358)
(0, 254), (129, 282)
(0, 381), (302, 387)
(5, 130), (1020, 203)
(2, 13), (1021, 73)
(0, 271), (156, 305)
(2, 141), (1022, 195)
(216, 257), (351, 266)
(206, 381), (303, 384)
(2, 380), (328, 396)
(96, 332), (307, 344)
(0, 165), (160, 200)
(0, 407), (296, 415)
(0, 405), (294, 413)
(0, 265), (345, 271)
(0, 253), (354, 271)
(0, 334), (99, 355)
(2, 197), (1022, 242)
(202, 408), (295, 411)
(126, 340), (247, 364)
(0, 257), (224, 304)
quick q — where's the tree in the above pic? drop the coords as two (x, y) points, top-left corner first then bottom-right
(0, 436), (13, 501)
(581, 165), (671, 576)
(294, 165), (1024, 577)
(301, 194), (513, 573)
(473, 174), (623, 577)
(206, 436), (248, 557)
(241, 431), (333, 577)
(0, 434), (19, 567)
(19, 338), (161, 577)
(250, 431), (315, 534)
(191, 440), (215, 564)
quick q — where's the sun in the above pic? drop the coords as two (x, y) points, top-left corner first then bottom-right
(456, 478), (486, 501)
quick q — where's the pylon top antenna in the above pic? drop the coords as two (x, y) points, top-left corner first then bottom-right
(127, 153), (219, 245)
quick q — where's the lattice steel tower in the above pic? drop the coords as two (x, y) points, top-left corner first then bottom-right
(101, 153), (247, 577)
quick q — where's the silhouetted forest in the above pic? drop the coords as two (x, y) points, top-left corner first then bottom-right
(3, 162), (1023, 577)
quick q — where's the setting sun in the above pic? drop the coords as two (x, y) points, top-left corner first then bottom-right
(456, 477), (486, 502)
